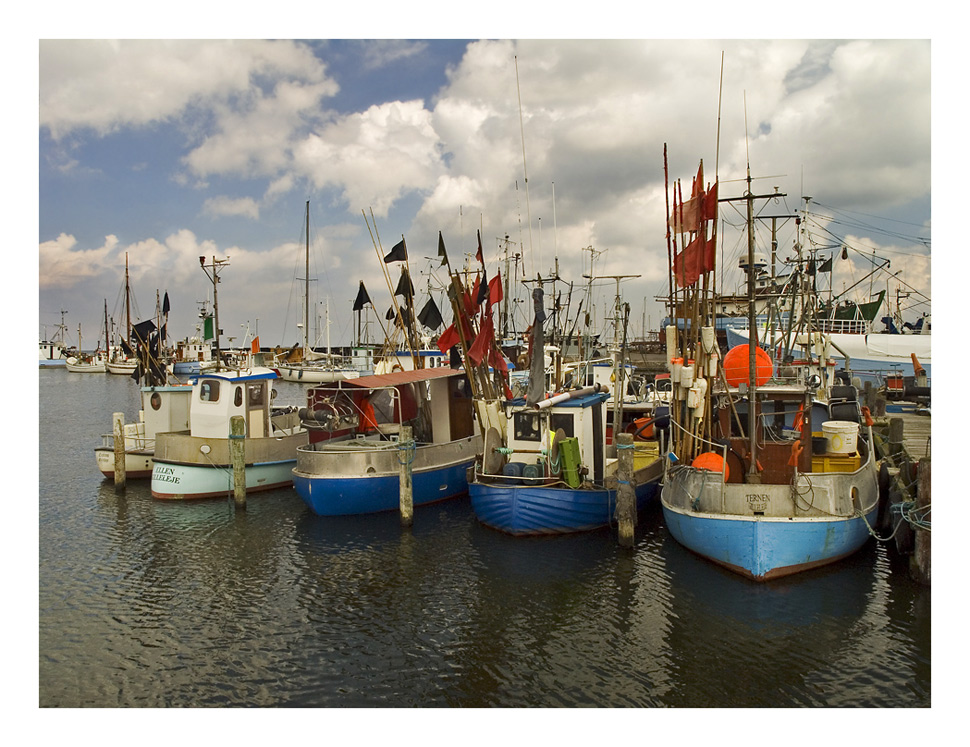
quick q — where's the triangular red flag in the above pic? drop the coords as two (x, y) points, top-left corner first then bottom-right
(436, 324), (460, 354)
(488, 272), (503, 306)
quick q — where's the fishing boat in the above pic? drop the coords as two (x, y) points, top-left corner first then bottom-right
(275, 201), (359, 384)
(468, 385), (663, 535)
(65, 324), (106, 373)
(292, 367), (481, 515)
(658, 153), (879, 581)
(150, 366), (307, 499)
(106, 255), (140, 375)
(151, 257), (308, 499)
(466, 285), (663, 536)
(95, 306), (189, 479)
(40, 313), (72, 367)
(95, 384), (193, 479)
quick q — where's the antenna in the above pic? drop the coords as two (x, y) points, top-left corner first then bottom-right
(514, 55), (535, 276)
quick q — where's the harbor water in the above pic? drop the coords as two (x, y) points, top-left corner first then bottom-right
(38, 369), (931, 708)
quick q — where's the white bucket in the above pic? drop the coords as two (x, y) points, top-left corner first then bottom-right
(822, 420), (859, 454)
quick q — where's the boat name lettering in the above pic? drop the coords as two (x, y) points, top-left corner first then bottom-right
(153, 466), (181, 484)
(746, 494), (769, 511)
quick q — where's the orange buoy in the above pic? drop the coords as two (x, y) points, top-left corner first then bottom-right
(723, 344), (773, 387)
(692, 451), (729, 480)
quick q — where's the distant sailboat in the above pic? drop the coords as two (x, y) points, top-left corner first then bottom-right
(275, 201), (359, 383)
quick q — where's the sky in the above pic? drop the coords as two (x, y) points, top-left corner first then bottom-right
(36, 34), (934, 353)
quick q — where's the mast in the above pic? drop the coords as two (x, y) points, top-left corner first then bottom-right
(103, 300), (110, 355)
(744, 161), (760, 479)
(200, 255), (229, 369)
(124, 252), (132, 345)
(304, 200), (310, 355)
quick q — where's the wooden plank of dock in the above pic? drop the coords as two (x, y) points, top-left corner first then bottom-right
(890, 407), (931, 460)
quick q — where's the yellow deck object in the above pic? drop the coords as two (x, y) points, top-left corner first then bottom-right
(811, 453), (861, 473)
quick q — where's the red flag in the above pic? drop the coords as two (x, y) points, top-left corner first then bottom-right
(437, 324), (460, 354)
(488, 343), (508, 374)
(674, 235), (716, 286)
(251, 336), (260, 354)
(471, 272), (481, 308)
(703, 181), (718, 222)
(488, 271), (503, 306)
(669, 195), (703, 234)
(467, 312), (494, 366)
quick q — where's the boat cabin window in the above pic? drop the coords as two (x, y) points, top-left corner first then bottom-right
(234, 386), (243, 407)
(248, 383), (265, 407)
(513, 411), (541, 442)
(200, 380), (220, 402)
(550, 412), (574, 438)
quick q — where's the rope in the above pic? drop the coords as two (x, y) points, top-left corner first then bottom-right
(892, 500), (931, 531)
(397, 439), (416, 467)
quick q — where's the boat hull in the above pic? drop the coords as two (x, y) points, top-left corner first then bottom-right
(276, 364), (360, 383)
(151, 427), (307, 499)
(660, 455), (879, 581)
(662, 503), (878, 581)
(469, 462), (661, 536)
(106, 360), (138, 375)
(724, 326), (931, 383)
(95, 447), (154, 479)
(151, 458), (297, 499)
(293, 435), (480, 515)
(66, 361), (106, 373)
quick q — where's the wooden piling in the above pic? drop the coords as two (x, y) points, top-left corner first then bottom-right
(616, 433), (636, 547)
(229, 415), (246, 509)
(399, 425), (414, 527)
(888, 417), (905, 458)
(912, 457), (931, 586)
(112, 412), (126, 491)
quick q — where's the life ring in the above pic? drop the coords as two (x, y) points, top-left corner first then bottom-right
(391, 364), (404, 373)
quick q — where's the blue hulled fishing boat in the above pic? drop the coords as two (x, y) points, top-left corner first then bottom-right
(658, 153), (879, 581)
(292, 367), (481, 516)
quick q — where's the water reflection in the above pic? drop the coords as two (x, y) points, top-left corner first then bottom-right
(39, 372), (931, 707)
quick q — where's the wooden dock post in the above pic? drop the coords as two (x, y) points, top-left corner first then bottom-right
(112, 412), (126, 491)
(229, 415), (246, 509)
(616, 433), (636, 547)
(912, 457), (931, 585)
(888, 416), (905, 458)
(399, 425), (414, 527)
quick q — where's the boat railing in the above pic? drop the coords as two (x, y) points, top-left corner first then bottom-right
(100, 433), (154, 452)
(665, 418), (729, 511)
(814, 318), (869, 335)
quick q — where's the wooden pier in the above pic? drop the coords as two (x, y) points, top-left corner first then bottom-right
(871, 402), (931, 586)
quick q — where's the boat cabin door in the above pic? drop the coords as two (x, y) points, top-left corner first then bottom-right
(245, 380), (269, 437)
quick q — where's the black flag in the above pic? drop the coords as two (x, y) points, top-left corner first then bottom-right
(394, 268), (414, 298)
(418, 297), (444, 330)
(162, 292), (171, 315)
(384, 238), (407, 263)
(437, 232), (448, 266)
(132, 318), (157, 344)
(352, 281), (372, 311)
(818, 256), (833, 273)
(386, 306), (396, 321)
(476, 269), (489, 306)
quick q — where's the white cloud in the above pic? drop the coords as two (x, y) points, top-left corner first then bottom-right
(38, 39), (931, 345)
(293, 100), (445, 216)
(40, 39), (337, 139)
(202, 196), (260, 220)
